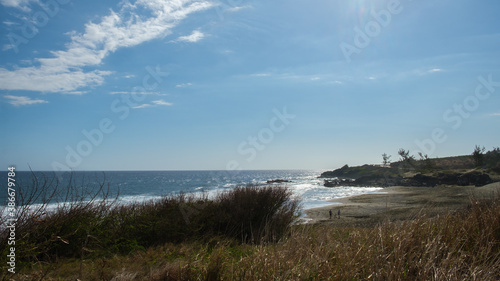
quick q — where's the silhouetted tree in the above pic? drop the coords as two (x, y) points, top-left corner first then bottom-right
(382, 153), (391, 167)
(485, 147), (500, 168)
(472, 145), (486, 167)
(418, 152), (435, 172)
(398, 148), (416, 171)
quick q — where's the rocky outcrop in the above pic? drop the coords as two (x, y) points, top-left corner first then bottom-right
(320, 164), (394, 179)
(324, 175), (403, 187)
(403, 172), (492, 187)
(266, 179), (292, 184)
(323, 171), (493, 188)
(456, 171), (492, 186)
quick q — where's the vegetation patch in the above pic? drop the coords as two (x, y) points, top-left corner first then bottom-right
(0, 175), (299, 275)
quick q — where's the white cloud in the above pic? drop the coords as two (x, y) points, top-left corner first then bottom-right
(3, 20), (16, 26)
(132, 103), (153, 109)
(65, 91), (87, 95)
(4, 95), (48, 106)
(0, 0), (214, 93)
(175, 30), (205, 43)
(0, 0), (34, 12)
(132, 99), (172, 109)
(251, 73), (271, 77)
(0, 67), (110, 93)
(427, 68), (443, 73)
(226, 5), (253, 13)
(152, 100), (172, 106)
(2, 44), (14, 51)
(491, 113), (500, 117)
(110, 91), (167, 96)
(410, 67), (444, 76)
(175, 82), (193, 88)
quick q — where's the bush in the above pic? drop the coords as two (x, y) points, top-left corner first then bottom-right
(0, 174), (300, 271)
(0, 172), (115, 266)
(215, 185), (300, 243)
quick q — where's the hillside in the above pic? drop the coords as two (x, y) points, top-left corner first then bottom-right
(320, 152), (500, 187)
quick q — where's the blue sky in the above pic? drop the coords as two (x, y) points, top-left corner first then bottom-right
(0, 0), (499, 171)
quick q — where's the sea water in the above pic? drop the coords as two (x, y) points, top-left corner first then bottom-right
(0, 170), (382, 211)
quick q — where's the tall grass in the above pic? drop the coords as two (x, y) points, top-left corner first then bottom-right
(16, 193), (500, 280)
(3, 174), (500, 280)
(0, 174), (299, 274)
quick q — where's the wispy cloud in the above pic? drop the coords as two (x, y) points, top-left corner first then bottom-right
(132, 99), (173, 109)
(110, 91), (168, 96)
(175, 82), (193, 88)
(4, 95), (48, 106)
(410, 67), (444, 76)
(3, 20), (16, 26)
(427, 68), (443, 74)
(65, 91), (87, 95)
(175, 30), (205, 43)
(247, 71), (348, 85)
(328, 80), (343, 85)
(490, 113), (500, 117)
(0, 0), (35, 12)
(132, 104), (153, 109)
(152, 100), (172, 106)
(226, 5), (253, 13)
(0, 0), (214, 93)
(250, 73), (271, 77)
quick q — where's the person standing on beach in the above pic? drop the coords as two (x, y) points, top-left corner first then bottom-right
(329, 209), (332, 219)
(337, 209), (341, 219)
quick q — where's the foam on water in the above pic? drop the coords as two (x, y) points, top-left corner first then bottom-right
(0, 170), (384, 214)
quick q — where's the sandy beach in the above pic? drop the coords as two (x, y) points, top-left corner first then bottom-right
(304, 182), (500, 227)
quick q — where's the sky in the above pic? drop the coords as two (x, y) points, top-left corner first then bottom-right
(0, 0), (499, 171)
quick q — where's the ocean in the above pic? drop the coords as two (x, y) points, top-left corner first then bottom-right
(1, 170), (382, 211)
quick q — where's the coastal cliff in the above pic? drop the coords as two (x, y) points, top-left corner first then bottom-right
(320, 154), (499, 188)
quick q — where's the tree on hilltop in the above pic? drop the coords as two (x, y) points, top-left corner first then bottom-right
(472, 145), (486, 167)
(398, 148), (416, 171)
(382, 153), (391, 167)
(418, 152), (435, 172)
(398, 149), (415, 163)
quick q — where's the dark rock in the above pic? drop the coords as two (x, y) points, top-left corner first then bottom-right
(457, 171), (492, 187)
(436, 173), (458, 185)
(405, 172), (492, 187)
(266, 179), (292, 184)
(324, 175), (402, 187)
(402, 174), (439, 187)
(321, 163), (495, 188)
(324, 178), (354, 187)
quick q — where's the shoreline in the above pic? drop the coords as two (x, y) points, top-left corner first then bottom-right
(303, 182), (500, 227)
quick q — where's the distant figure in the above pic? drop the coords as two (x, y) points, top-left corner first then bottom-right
(337, 209), (341, 219)
(329, 209), (332, 219)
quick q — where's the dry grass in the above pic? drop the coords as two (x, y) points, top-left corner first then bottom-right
(6, 194), (500, 280)
(0, 178), (300, 279)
